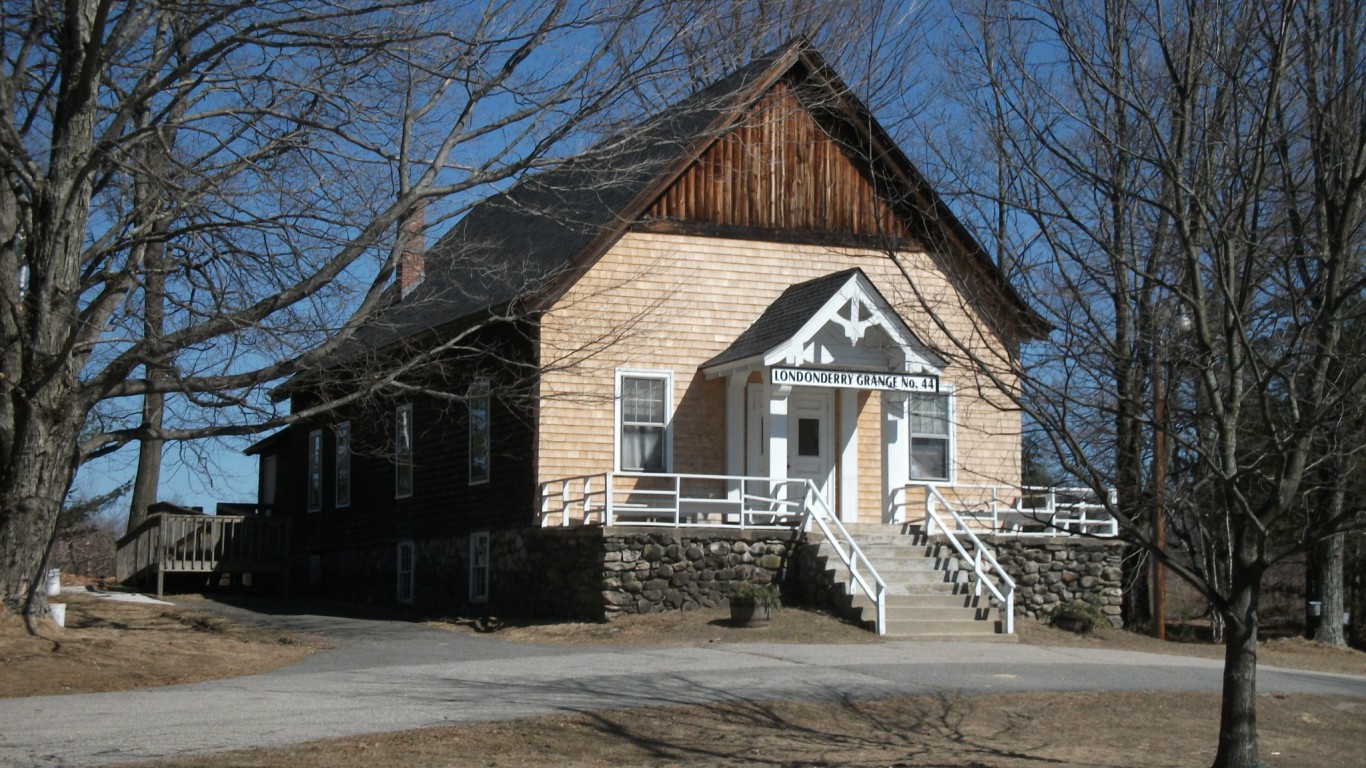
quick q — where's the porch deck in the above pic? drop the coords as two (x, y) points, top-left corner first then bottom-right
(115, 507), (290, 597)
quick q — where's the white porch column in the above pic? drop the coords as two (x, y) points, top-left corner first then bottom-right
(725, 372), (747, 501)
(838, 389), (859, 522)
(768, 384), (790, 496)
(882, 392), (909, 523)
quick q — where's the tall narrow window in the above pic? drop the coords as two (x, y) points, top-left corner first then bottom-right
(617, 371), (670, 472)
(469, 531), (490, 603)
(395, 403), (414, 498)
(334, 421), (351, 508)
(908, 392), (952, 482)
(307, 429), (322, 512)
(468, 382), (490, 485)
(396, 541), (415, 604)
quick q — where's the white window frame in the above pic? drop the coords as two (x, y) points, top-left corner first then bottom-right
(908, 389), (955, 483)
(334, 421), (351, 508)
(306, 429), (323, 512)
(614, 368), (673, 473)
(469, 530), (490, 603)
(395, 403), (414, 499)
(467, 382), (490, 486)
(396, 540), (415, 605)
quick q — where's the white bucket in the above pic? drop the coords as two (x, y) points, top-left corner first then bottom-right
(45, 568), (61, 597)
(49, 603), (66, 628)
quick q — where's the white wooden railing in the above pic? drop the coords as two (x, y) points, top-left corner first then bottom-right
(799, 480), (888, 635)
(913, 484), (1118, 537)
(538, 471), (807, 528)
(925, 486), (1017, 634)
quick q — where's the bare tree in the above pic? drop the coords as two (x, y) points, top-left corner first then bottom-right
(0, 0), (709, 620)
(914, 2), (1366, 766)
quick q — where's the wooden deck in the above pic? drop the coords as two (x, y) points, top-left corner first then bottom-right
(116, 510), (290, 597)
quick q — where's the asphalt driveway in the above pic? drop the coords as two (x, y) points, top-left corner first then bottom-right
(2, 599), (1363, 767)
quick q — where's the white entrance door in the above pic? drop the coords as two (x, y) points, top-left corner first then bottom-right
(788, 389), (834, 505)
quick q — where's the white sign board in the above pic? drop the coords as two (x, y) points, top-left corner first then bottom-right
(771, 367), (939, 393)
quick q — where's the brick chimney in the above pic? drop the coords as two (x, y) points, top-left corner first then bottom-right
(397, 204), (425, 299)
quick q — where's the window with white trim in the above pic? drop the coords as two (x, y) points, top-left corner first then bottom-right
(395, 403), (414, 498)
(468, 382), (490, 485)
(396, 541), (415, 604)
(334, 421), (351, 508)
(306, 429), (322, 512)
(469, 531), (490, 603)
(908, 392), (953, 482)
(616, 371), (671, 473)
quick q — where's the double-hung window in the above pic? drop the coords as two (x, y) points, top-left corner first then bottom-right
(617, 371), (670, 473)
(334, 421), (351, 508)
(395, 403), (414, 498)
(467, 382), (490, 485)
(306, 429), (323, 512)
(469, 531), (490, 603)
(396, 541), (415, 604)
(908, 392), (952, 482)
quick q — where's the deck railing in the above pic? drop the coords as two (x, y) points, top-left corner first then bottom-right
(538, 472), (806, 528)
(116, 512), (290, 596)
(907, 484), (1118, 537)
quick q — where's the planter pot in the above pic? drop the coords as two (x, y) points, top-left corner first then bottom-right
(729, 598), (772, 628)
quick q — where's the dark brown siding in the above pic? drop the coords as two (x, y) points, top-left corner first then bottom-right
(269, 322), (537, 574)
(645, 82), (910, 238)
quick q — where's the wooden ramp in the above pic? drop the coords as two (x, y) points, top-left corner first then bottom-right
(116, 506), (289, 597)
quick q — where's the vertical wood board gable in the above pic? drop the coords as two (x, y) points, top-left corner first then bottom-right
(644, 83), (910, 238)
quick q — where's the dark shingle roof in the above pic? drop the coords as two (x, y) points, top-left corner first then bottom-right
(334, 43), (803, 357)
(702, 269), (862, 370)
(291, 38), (1048, 390)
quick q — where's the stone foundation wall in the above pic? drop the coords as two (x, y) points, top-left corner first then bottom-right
(593, 528), (799, 618)
(990, 538), (1127, 627)
(297, 526), (800, 621)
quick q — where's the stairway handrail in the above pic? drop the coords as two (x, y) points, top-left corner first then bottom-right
(800, 480), (887, 635)
(925, 486), (1016, 634)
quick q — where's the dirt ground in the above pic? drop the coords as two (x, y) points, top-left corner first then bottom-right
(0, 590), (321, 698)
(6, 592), (1365, 767)
(123, 690), (1365, 768)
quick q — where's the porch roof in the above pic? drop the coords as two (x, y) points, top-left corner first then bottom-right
(701, 268), (944, 377)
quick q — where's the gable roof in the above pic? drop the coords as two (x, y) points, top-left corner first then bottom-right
(702, 268), (946, 376)
(317, 39), (1046, 378)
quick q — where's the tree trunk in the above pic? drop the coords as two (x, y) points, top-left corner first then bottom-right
(1311, 533), (1346, 646)
(127, 393), (164, 533)
(1211, 571), (1261, 768)
(0, 410), (83, 618)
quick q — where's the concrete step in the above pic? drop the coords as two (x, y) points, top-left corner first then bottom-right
(809, 533), (1009, 638)
(883, 618), (1003, 637)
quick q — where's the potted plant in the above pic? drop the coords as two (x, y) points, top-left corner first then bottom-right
(729, 582), (781, 628)
(1051, 600), (1101, 634)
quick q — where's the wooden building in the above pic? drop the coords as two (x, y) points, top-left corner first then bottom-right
(250, 41), (1122, 635)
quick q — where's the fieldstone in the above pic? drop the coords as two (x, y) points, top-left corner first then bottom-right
(685, 544), (705, 561)
(621, 550), (641, 563)
(665, 544), (683, 560)
(1102, 567), (1123, 581)
(731, 541), (751, 554)
(642, 544), (665, 562)
(654, 564), (674, 579)
(1080, 575), (1098, 589)
(602, 590), (633, 607)
(759, 554), (783, 569)
(644, 578), (669, 591)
